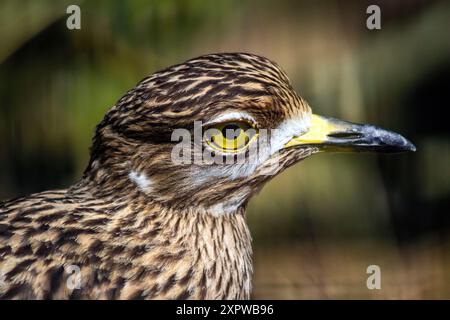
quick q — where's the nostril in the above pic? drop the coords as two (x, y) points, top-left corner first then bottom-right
(327, 132), (363, 139)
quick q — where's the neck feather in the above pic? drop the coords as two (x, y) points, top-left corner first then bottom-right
(68, 186), (253, 299)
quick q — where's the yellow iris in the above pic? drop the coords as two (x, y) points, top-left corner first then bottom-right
(205, 121), (257, 152)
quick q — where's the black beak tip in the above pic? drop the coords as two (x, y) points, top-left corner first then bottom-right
(406, 141), (417, 152)
(390, 133), (416, 152)
(362, 126), (417, 153)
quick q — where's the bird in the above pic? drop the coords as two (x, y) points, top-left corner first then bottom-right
(0, 53), (415, 300)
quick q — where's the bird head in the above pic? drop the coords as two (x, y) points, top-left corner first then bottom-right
(84, 53), (415, 214)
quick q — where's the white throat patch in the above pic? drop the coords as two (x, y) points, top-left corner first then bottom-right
(207, 187), (251, 217)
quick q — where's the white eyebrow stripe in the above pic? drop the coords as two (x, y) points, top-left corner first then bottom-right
(205, 111), (256, 125)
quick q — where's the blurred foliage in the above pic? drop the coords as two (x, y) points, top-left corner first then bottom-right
(0, 0), (449, 298)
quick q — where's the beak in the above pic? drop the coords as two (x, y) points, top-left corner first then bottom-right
(285, 114), (416, 153)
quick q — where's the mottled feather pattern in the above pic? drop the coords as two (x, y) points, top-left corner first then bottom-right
(0, 53), (313, 299)
(0, 189), (252, 299)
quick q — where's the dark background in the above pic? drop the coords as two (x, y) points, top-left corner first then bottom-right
(0, 0), (449, 298)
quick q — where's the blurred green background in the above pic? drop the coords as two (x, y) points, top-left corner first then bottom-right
(0, 0), (449, 299)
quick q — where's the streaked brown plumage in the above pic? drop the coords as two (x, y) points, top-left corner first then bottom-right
(0, 53), (414, 299)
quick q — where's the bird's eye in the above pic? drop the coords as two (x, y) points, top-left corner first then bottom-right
(205, 121), (257, 152)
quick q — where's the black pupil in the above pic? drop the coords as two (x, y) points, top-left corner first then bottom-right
(222, 124), (241, 139)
